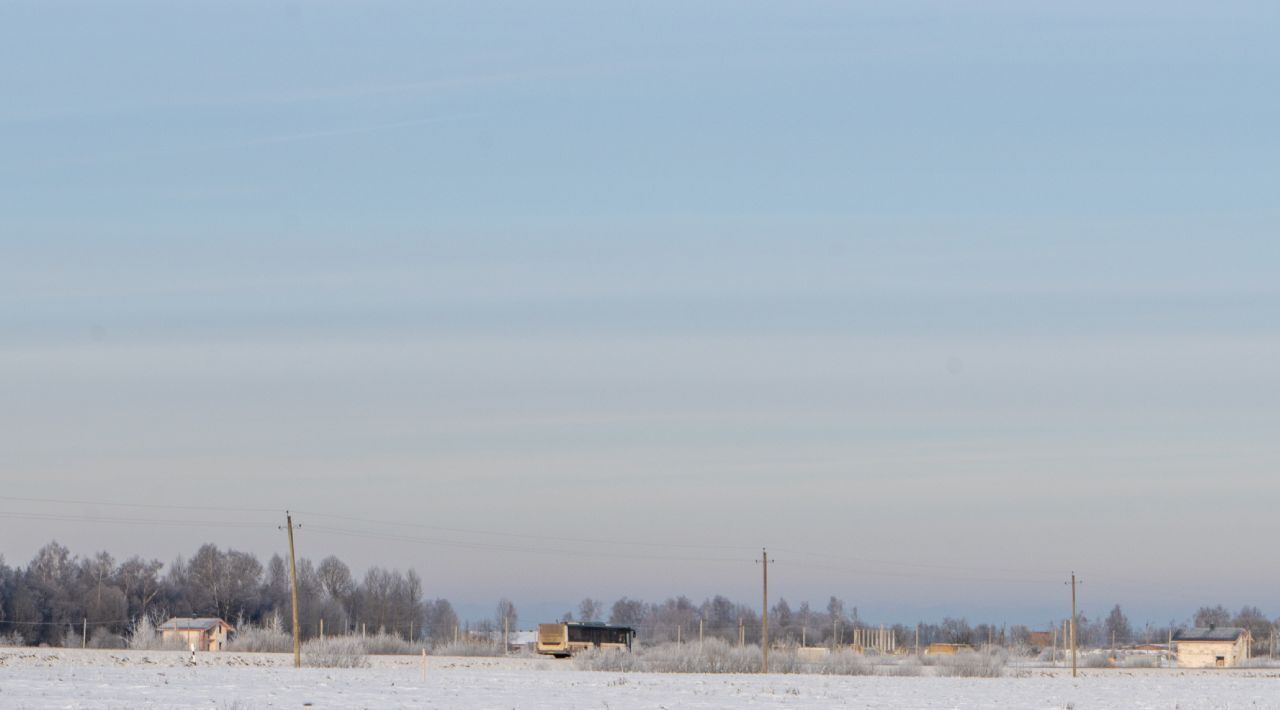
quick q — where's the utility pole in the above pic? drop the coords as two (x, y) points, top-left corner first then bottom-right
(282, 512), (302, 669)
(1065, 572), (1082, 678)
(757, 548), (773, 673)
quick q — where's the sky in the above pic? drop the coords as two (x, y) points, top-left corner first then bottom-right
(2, 1), (1278, 627)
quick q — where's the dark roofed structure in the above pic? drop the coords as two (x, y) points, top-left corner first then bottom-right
(1172, 626), (1247, 642)
(158, 617), (230, 632)
(1173, 626), (1252, 667)
(158, 617), (235, 651)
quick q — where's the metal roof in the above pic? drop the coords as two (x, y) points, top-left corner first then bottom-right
(1172, 627), (1247, 642)
(158, 617), (232, 631)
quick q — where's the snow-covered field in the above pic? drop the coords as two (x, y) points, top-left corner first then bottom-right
(2, 648), (1278, 709)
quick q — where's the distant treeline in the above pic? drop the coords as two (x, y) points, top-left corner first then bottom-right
(0, 541), (1274, 654)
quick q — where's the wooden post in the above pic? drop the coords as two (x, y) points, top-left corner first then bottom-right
(699, 618), (704, 649)
(320, 618), (324, 640)
(1070, 572), (1078, 678)
(285, 512), (302, 669)
(82, 618), (87, 649)
(758, 548), (770, 673)
(421, 648), (427, 681)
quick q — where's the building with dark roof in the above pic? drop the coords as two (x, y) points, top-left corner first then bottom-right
(1173, 626), (1251, 668)
(158, 617), (235, 652)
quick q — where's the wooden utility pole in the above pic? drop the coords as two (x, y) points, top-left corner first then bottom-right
(283, 512), (302, 669)
(757, 548), (773, 673)
(1066, 572), (1082, 678)
(82, 618), (87, 649)
(699, 618), (704, 649)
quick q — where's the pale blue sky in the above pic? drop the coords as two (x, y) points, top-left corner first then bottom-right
(2, 1), (1278, 625)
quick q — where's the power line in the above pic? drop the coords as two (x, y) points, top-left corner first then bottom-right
(0, 510), (275, 529)
(305, 524), (747, 564)
(0, 494), (281, 515)
(783, 559), (1062, 586)
(292, 509), (752, 553)
(770, 546), (1062, 577)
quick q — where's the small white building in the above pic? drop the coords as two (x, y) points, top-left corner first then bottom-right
(1173, 626), (1251, 668)
(158, 617), (235, 652)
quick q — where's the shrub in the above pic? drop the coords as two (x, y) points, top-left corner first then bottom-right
(1120, 654), (1157, 668)
(880, 657), (923, 676)
(431, 639), (505, 657)
(0, 631), (25, 647)
(572, 640), (875, 676)
(362, 631), (421, 655)
(88, 627), (127, 649)
(573, 647), (647, 672)
(1079, 652), (1111, 668)
(226, 616), (292, 654)
(302, 636), (369, 668)
(934, 650), (1006, 678)
(813, 649), (873, 676)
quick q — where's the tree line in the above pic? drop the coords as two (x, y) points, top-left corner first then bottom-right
(1, 540), (1275, 654)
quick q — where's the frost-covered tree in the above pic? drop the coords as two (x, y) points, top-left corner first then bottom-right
(577, 598), (603, 623)
(1194, 605), (1232, 628)
(609, 597), (646, 627)
(1104, 605), (1132, 645)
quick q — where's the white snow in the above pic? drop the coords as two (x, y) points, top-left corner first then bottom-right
(1, 648), (1278, 709)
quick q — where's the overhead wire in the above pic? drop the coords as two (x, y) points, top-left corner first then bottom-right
(0, 494), (1251, 602)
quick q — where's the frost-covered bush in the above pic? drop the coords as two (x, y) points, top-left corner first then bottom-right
(361, 631), (421, 655)
(226, 615), (291, 653)
(572, 640), (877, 676)
(431, 639), (504, 657)
(1238, 657), (1280, 669)
(812, 649), (873, 676)
(88, 627), (127, 649)
(0, 631), (25, 647)
(573, 647), (647, 672)
(303, 637), (369, 668)
(880, 656), (922, 676)
(1080, 652), (1111, 668)
(934, 650), (1006, 677)
(1120, 654), (1158, 668)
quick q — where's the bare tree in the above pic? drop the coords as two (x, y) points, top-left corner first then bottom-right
(1194, 605), (1232, 628)
(577, 598), (603, 623)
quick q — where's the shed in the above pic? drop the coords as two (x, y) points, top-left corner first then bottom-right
(1173, 626), (1251, 668)
(158, 617), (235, 652)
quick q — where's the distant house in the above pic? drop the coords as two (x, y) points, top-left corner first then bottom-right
(1025, 631), (1052, 651)
(1173, 626), (1251, 668)
(158, 617), (235, 652)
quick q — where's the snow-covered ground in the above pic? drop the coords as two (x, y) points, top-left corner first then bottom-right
(1, 648), (1278, 709)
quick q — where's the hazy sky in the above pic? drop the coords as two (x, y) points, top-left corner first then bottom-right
(3, 1), (1278, 626)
